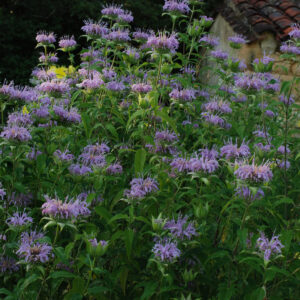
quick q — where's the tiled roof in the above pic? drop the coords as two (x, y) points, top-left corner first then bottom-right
(219, 0), (300, 42)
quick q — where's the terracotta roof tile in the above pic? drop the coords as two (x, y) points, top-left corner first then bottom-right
(285, 7), (300, 17)
(220, 0), (300, 41)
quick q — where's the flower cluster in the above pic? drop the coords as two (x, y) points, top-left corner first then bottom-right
(124, 177), (159, 199)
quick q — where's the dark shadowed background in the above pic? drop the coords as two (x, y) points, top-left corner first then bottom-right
(0, 0), (220, 85)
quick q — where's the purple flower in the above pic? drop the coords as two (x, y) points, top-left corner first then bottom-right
(231, 95), (247, 103)
(36, 31), (56, 44)
(107, 29), (131, 42)
(277, 159), (291, 169)
(17, 240), (52, 263)
(6, 211), (33, 227)
(188, 155), (219, 173)
(131, 83), (152, 93)
(255, 143), (271, 152)
(265, 110), (275, 118)
(39, 80), (70, 94)
(256, 232), (284, 261)
(211, 50), (228, 60)
(169, 88), (196, 101)
(228, 34), (247, 45)
(253, 128), (270, 139)
(0, 256), (19, 273)
(0, 183), (6, 200)
(280, 42), (300, 55)
(155, 130), (178, 142)
(253, 56), (274, 66)
(125, 47), (140, 60)
(202, 99), (232, 114)
(146, 32), (179, 53)
(220, 140), (250, 159)
(7, 112), (33, 127)
(199, 34), (219, 47)
(288, 24), (300, 39)
(164, 214), (197, 240)
(78, 191), (103, 207)
(42, 195), (90, 219)
(117, 10), (134, 23)
(79, 74), (104, 90)
(27, 147), (42, 160)
(101, 4), (124, 17)
(170, 157), (190, 172)
(163, 0), (190, 14)
(1, 126), (32, 142)
(89, 238), (108, 248)
(234, 161), (273, 183)
(152, 238), (180, 262)
(235, 186), (264, 201)
(201, 112), (225, 127)
(39, 52), (59, 64)
(277, 145), (290, 155)
(106, 163), (123, 174)
(125, 177), (159, 199)
(132, 29), (150, 41)
(69, 164), (92, 176)
(279, 95), (295, 106)
(81, 20), (109, 37)
(79, 152), (106, 168)
(54, 149), (74, 162)
(106, 81), (125, 92)
(199, 147), (219, 159)
(59, 35), (77, 50)
(53, 106), (81, 123)
(82, 143), (110, 155)
(7, 192), (32, 207)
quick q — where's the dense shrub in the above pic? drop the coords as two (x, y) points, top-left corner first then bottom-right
(0, 1), (299, 299)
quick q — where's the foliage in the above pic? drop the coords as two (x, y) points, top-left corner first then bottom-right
(0, 1), (300, 299)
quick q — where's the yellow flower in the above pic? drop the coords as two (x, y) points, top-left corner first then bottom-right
(22, 106), (29, 115)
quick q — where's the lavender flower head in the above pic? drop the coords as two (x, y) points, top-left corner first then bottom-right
(289, 23), (300, 39)
(1, 126), (32, 142)
(146, 32), (179, 53)
(7, 192), (33, 207)
(107, 29), (131, 42)
(0, 256), (19, 273)
(17, 231), (52, 263)
(36, 31), (56, 44)
(188, 154), (219, 173)
(211, 50), (228, 60)
(164, 214), (197, 240)
(7, 111), (33, 127)
(89, 238), (108, 248)
(163, 0), (190, 14)
(228, 34), (247, 45)
(27, 147), (42, 160)
(170, 157), (190, 172)
(235, 186), (264, 202)
(234, 161), (273, 183)
(0, 183), (6, 200)
(101, 4), (124, 17)
(169, 88), (196, 102)
(155, 130), (178, 143)
(117, 10), (134, 23)
(152, 238), (180, 262)
(199, 34), (219, 47)
(81, 20), (109, 37)
(133, 29), (152, 41)
(106, 163), (123, 175)
(125, 177), (159, 199)
(54, 149), (74, 162)
(277, 145), (290, 155)
(220, 140), (250, 159)
(69, 164), (93, 176)
(42, 195), (90, 219)
(131, 83), (152, 93)
(279, 94), (295, 106)
(106, 81), (125, 92)
(6, 211), (33, 227)
(256, 232), (284, 261)
(201, 112), (225, 128)
(202, 99), (232, 114)
(280, 42), (300, 55)
(125, 47), (140, 60)
(39, 52), (59, 64)
(59, 35), (77, 50)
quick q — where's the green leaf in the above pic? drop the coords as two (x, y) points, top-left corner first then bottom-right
(155, 109), (178, 134)
(49, 271), (76, 279)
(124, 229), (134, 259)
(134, 148), (147, 176)
(119, 268), (129, 295)
(19, 274), (41, 292)
(141, 282), (158, 300)
(94, 206), (112, 222)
